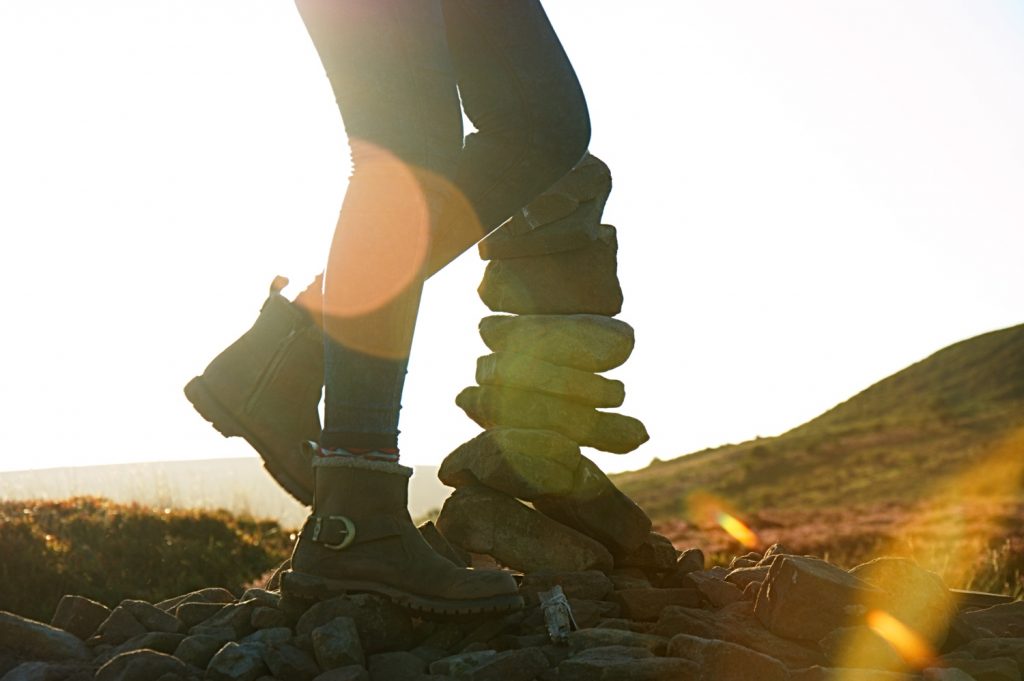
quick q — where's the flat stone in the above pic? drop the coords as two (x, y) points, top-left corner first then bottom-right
(513, 192), (581, 232)
(175, 602), (225, 629)
(559, 646), (697, 681)
(463, 648), (549, 681)
(725, 566), (771, 590)
(206, 642), (267, 681)
(479, 313), (634, 373)
(250, 607), (287, 630)
(438, 428), (580, 500)
(0, 660), (94, 681)
(533, 455), (652, 555)
(296, 595), (413, 654)
(569, 599), (621, 629)
(417, 521), (470, 568)
(50, 595), (111, 641)
(118, 601), (184, 634)
(612, 532), (678, 573)
(456, 385), (648, 454)
(239, 589), (280, 610)
(262, 643), (319, 681)
(429, 650), (498, 677)
(958, 637), (1024, 669)
(961, 602), (1024, 639)
(311, 667), (369, 681)
(156, 588), (235, 613)
(941, 656), (1021, 681)
(95, 632), (185, 665)
(688, 572), (745, 608)
(435, 484), (613, 573)
(92, 607), (148, 646)
(173, 631), (233, 669)
(849, 557), (956, 647)
(667, 633), (789, 681)
(653, 602), (826, 669)
(612, 589), (702, 622)
(311, 616), (365, 670)
(189, 601), (256, 639)
(790, 667), (916, 681)
(754, 556), (883, 642)
(479, 225), (622, 316)
(519, 571), (614, 604)
(677, 548), (705, 575)
(0, 611), (91, 661)
(94, 650), (190, 681)
(367, 651), (426, 681)
(568, 628), (668, 656)
(241, 627), (293, 647)
(477, 352), (625, 408)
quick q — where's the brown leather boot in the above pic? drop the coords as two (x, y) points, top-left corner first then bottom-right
(283, 452), (523, 615)
(184, 278), (322, 505)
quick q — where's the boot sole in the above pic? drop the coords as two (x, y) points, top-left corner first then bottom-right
(184, 375), (314, 506)
(280, 569), (524, 616)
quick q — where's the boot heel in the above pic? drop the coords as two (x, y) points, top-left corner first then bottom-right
(184, 376), (246, 439)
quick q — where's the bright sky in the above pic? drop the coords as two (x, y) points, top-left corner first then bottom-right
(1, 1), (1022, 476)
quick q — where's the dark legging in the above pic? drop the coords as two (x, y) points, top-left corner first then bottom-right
(293, 0), (590, 453)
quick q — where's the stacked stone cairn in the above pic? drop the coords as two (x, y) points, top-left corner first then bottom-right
(432, 153), (669, 577)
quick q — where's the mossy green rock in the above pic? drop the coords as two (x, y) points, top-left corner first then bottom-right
(456, 385), (648, 454)
(476, 352), (625, 408)
(479, 314), (634, 373)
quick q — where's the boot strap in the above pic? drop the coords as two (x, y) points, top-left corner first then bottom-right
(302, 514), (403, 551)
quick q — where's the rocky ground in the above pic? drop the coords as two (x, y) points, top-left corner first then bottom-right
(2, 542), (1023, 681)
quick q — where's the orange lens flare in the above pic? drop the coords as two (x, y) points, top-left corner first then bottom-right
(866, 610), (935, 668)
(716, 511), (760, 549)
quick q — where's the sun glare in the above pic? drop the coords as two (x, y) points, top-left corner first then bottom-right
(866, 609), (935, 668)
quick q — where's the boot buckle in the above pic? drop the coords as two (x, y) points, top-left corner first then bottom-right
(312, 515), (357, 550)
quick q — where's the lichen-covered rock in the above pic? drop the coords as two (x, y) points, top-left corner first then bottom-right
(205, 642), (268, 681)
(533, 456), (652, 555)
(295, 595), (413, 654)
(50, 596), (111, 642)
(261, 643), (319, 681)
(0, 611), (91, 662)
(311, 616), (364, 670)
(435, 484), (613, 573)
(91, 607), (147, 646)
(478, 225), (623, 316)
(754, 556), (883, 642)
(479, 314), (635, 373)
(666, 634), (790, 681)
(172, 631), (233, 669)
(476, 352), (625, 408)
(438, 428), (580, 500)
(456, 385), (648, 454)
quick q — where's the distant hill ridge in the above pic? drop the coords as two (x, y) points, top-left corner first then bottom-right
(612, 322), (1024, 520)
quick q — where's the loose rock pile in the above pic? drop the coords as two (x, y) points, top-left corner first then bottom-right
(3, 547), (1022, 681)
(436, 154), (661, 576)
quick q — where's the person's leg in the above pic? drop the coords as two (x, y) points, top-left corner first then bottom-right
(294, 0), (464, 456)
(288, 0), (523, 615)
(424, 0), (592, 274)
